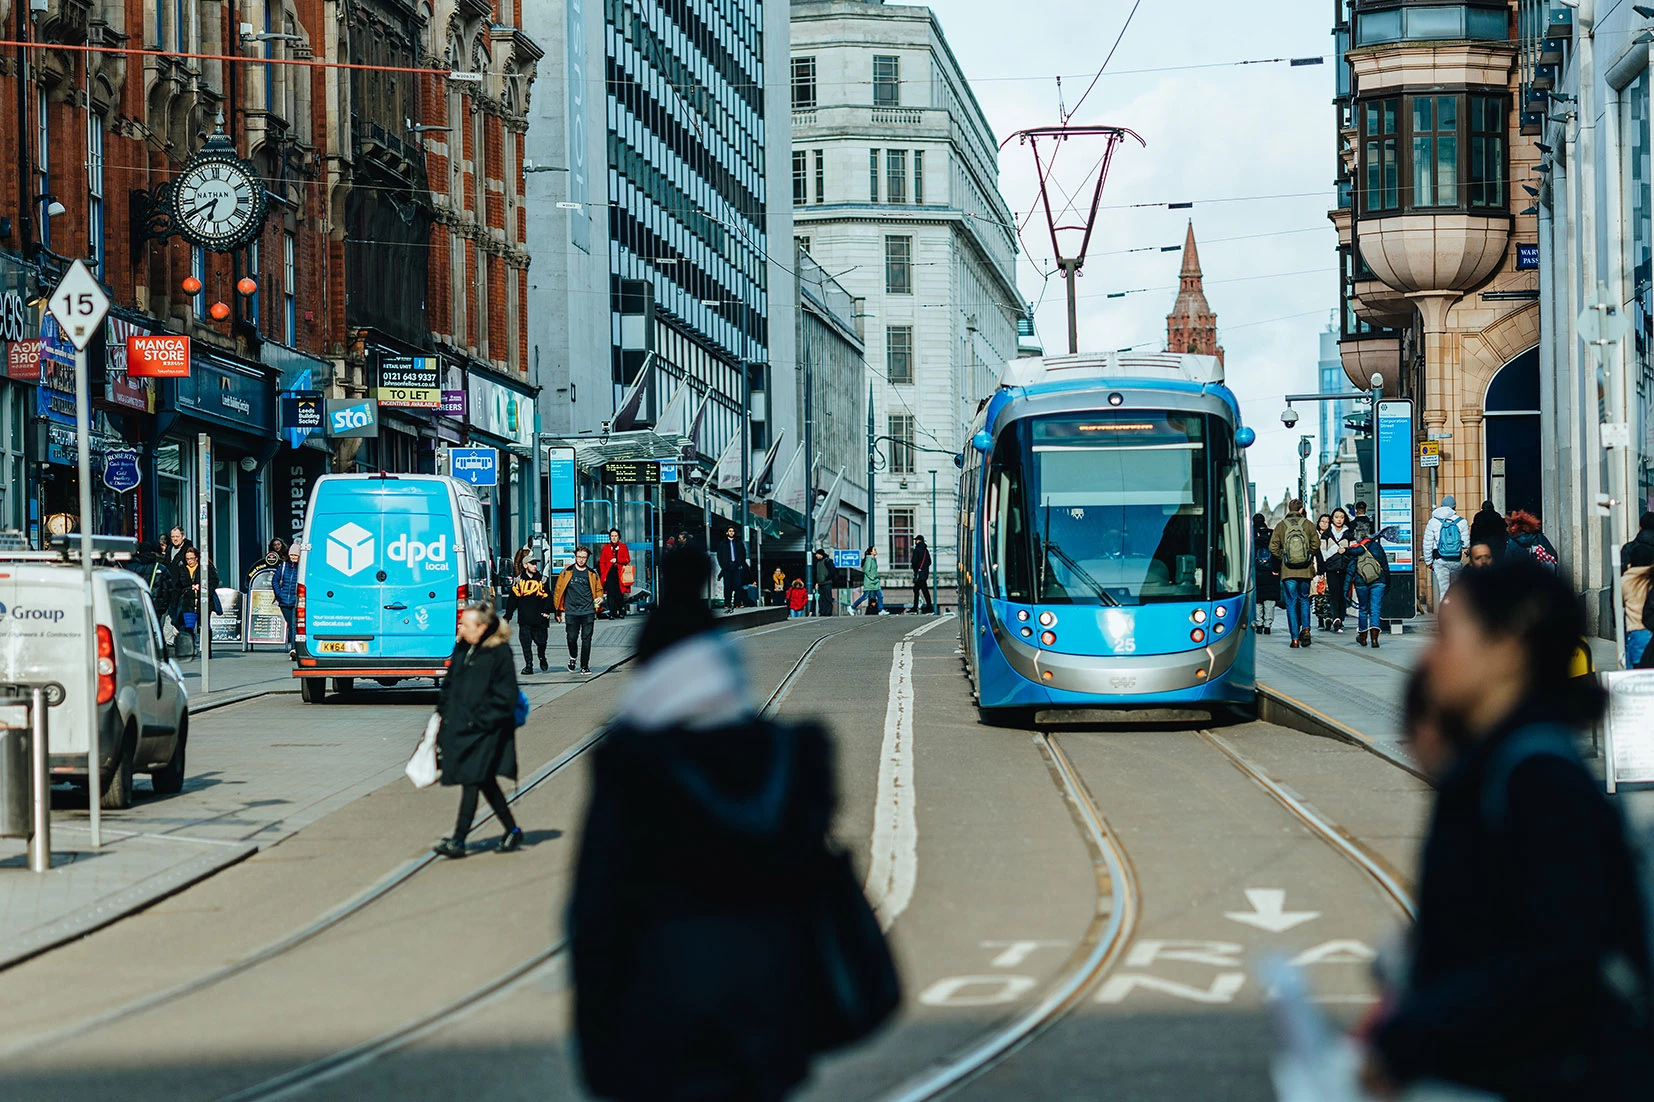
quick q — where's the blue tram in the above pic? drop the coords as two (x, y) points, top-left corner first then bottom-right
(957, 352), (1258, 721)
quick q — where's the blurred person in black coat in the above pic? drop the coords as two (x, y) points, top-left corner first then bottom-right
(1363, 561), (1654, 1101)
(571, 549), (860, 1101)
(431, 605), (521, 857)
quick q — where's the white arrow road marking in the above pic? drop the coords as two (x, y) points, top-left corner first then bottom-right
(1289, 939), (1378, 967)
(1224, 888), (1321, 933)
(1096, 972), (1246, 1004)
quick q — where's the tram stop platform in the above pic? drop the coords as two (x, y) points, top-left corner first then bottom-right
(1255, 621), (1622, 774)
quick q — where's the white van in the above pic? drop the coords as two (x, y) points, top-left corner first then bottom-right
(0, 540), (188, 809)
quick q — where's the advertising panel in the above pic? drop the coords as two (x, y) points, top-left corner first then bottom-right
(126, 334), (192, 377)
(325, 398), (380, 438)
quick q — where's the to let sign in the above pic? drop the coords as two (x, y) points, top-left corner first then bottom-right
(127, 334), (192, 377)
(376, 355), (441, 409)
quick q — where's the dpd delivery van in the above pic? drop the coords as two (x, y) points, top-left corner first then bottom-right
(294, 474), (493, 703)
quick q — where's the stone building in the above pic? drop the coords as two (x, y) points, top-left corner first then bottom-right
(1331, 0), (1539, 611)
(790, 0), (1020, 600)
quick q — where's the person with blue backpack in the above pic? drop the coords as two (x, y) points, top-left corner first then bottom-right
(1423, 494), (1470, 610)
(431, 604), (524, 858)
(1361, 560), (1653, 1099)
(1348, 527), (1390, 647)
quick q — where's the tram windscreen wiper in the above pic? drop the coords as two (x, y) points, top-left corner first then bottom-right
(1043, 540), (1119, 606)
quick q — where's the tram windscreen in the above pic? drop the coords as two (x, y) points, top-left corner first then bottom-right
(987, 411), (1247, 606)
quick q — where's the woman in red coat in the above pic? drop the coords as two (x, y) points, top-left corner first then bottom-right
(598, 529), (632, 619)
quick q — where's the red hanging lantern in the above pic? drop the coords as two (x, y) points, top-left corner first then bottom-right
(181, 276), (203, 295)
(209, 301), (231, 321)
(237, 277), (258, 296)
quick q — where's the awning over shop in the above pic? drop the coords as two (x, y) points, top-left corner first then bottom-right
(543, 429), (691, 472)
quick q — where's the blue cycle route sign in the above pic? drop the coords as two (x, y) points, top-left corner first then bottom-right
(449, 447), (498, 486)
(103, 447), (142, 493)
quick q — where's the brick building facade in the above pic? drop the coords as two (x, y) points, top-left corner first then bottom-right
(0, 0), (537, 570)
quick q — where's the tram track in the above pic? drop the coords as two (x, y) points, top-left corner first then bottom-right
(207, 626), (854, 1102)
(0, 618), (834, 1071)
(873, 714), (1419, 1101)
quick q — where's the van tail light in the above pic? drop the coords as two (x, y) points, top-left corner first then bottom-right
(457, 584), (467, 628)
(295, 582), (307, 643)
(96, 625), (116, 705)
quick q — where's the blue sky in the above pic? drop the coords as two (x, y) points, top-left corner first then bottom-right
(924, 0), (1339, 501)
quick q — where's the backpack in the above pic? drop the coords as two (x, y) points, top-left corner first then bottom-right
(1438, 518), (1464, 560)
(1353, 541), (1385, 586)
(1282, 520), (1314, 570)
(1253, 539), (1273, 572)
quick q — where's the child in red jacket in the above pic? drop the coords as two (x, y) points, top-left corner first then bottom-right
(787, 578), (809, 617)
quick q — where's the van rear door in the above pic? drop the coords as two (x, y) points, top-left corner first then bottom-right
(305, 490), (384, 655)
(0, 570), (91, 757)
(377, 480), (460, 660)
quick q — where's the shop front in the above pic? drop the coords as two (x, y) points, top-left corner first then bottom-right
(464, 368), (538, 557)
(265, 341), (333, 549)
(0, 251), (33, 535)
(155, 350), (278, 582)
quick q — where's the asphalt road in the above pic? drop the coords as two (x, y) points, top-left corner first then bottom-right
(0, 616), (1430, 1100)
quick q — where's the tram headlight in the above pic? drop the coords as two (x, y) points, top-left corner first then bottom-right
(1191, 627), (1206, 644)
(1038, 611), (1056, 627)
(1021, 627), (1033, 638)
(1040, 630), (1057, 646)
(1017, 609), (1030, 622)
(1213, 622), (1225, 635)
(1191, 608), (1207, 625)
(1214, 605), (1226, 619)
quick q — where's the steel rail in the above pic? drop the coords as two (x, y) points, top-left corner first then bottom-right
(1198, 728), (1418, 921)
(875, 731), (1140, 1102)
(211, 627), (854, 1102)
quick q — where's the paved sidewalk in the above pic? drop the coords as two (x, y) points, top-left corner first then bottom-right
(1254, 620), (1620, 767)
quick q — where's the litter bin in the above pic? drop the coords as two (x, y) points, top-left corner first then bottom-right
(0, 699), (32, 838)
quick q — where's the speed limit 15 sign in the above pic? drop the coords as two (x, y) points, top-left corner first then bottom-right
(47, 260), (111, 351)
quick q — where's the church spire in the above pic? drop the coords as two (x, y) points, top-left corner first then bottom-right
(1165, 220), (1223, 366)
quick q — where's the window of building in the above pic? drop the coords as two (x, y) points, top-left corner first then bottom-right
(869, 148), (880, 202)
(886, 149), (907, 204)
(1623, 71), (1654, 512)
(1468, 95), (1506, 209)
(793, 149), (809, 206)
(1411, 95), (1458, 207)
(1361, 92), (1505, 215)
(283, 232), (298, 344)
(873, 55), (901, 107)
(35, 91), (49, 251)
(814, 149), (825, 204)
(795, 235), (811, 254)
(792, 56), (817, 110)
(885, 235), (912, 294)
(1362, 97), (1399, 212)
(888, 414), (916, 474)
(887, 325), (914, 383)
(889, 505), (916, 567)
(1354, 4), (1508, 46)
(247, 238), (261, 330)
(913, 150), (924, 204)
(87, 113), (104, 275)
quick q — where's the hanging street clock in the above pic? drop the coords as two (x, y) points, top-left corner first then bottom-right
(167, 129), (270, 252)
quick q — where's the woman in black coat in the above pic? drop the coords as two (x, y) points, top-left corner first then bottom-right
(432, 605), (522, 858)
(571, 551), (842, 1102)
(1364, 561), (1654, 1100)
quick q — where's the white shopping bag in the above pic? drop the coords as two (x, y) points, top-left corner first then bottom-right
(405, 713), (441, 789)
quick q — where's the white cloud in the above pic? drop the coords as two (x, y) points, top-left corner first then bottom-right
(923, 0), (1340, 497)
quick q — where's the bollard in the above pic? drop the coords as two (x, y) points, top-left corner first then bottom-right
(0, 705), (29, 839)
(29, 687), (49, 872)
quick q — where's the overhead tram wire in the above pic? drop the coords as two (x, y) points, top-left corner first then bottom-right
(1061, 0), (1144, 125)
